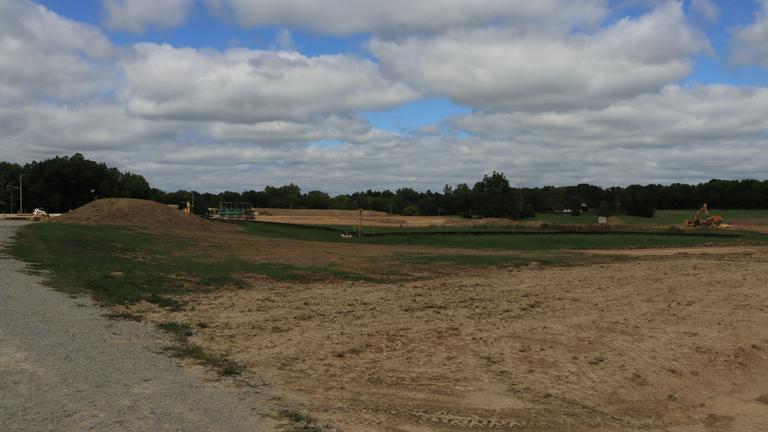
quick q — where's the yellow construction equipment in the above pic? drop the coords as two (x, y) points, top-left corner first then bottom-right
(683, 204), (726, 227)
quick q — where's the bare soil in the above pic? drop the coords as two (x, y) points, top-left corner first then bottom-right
(57, 198), (217, 231)
(578, 245), (759, 256)
(48, 200), (768, 430)
(131, 246), (768, 432)
(734, 219), (768, 234)
(253, 208), (532, 228)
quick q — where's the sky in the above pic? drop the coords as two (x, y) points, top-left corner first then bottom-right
(1, 0), (767, 193)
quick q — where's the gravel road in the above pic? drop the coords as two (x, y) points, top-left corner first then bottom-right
(0, 221), (275, 432)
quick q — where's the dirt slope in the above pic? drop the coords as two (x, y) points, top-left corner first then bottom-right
(57, 198), (214, 230)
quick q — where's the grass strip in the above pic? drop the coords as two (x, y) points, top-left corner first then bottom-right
(157, 321), (244, 376)
(278, 409), (324, 432)
(165, 343), (244, 376)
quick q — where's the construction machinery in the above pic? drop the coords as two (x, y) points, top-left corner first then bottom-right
(32, 208), (49, 221)
(207, 202), (257, 220)
(683, 204), (728, 228)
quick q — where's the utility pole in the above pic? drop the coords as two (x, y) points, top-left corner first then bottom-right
(358, 209), (363, 238)
(19, 173), (23, 214)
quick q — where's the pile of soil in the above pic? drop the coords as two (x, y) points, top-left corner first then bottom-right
(56, 198), (214, 230)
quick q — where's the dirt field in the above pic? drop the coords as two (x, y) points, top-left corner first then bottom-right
(249, 208), (766, 232)
(32, 200), (768, 430)
(253, 208), (529, 228)
(734, 219), (768, 234)
(130, 246), (768, 432)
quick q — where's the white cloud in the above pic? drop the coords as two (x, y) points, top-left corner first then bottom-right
(1, 0), (766, 194)
(732, 0), (768, 67)
(4, 83), (767, 193)
(0, 1), (115, 104)
(205, 0), (608, 35)
(454, 85), (768, 149)
(690, 0), (718, 22)
(121, 43), (419, 123)
(103, 0), (193, 33)
(371, 2), (709, 111)
(204, 115), (382, 144)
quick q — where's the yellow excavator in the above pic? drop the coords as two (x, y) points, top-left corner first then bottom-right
(683, 204), (728, 228)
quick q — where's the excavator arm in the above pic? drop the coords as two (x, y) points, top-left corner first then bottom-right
(693, 204), (709, 221)
(684, 203), (725, 228)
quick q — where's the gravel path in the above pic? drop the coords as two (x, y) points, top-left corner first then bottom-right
(0, 221), (275, 432)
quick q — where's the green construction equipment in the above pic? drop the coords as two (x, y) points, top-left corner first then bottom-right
(208, 202), (256, 220)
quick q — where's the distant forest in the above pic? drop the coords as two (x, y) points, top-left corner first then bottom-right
(2, 154), (768, 218)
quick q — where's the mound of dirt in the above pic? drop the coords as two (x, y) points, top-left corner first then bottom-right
(56, 198), (214, 230)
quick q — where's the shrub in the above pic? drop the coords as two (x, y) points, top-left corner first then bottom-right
(402, 205), (419, 216)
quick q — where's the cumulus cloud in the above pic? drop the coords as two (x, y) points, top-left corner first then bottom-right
(117, 117), (768, 193)
(0, 1), (115, 104)
(0, 104), (180, 151)
(732, 0), (768, 67)
(103, 0), (193, 33)
(121, 43), (419, 123)
(453, 85), (768, 147)
(690, 0), (718, 22)
(205, 115), (381, 144)
(4, 83), (767, 193)
(205, 0), (608, 35)
(1, 0), (767, 194)
(371, 2), (709, 112)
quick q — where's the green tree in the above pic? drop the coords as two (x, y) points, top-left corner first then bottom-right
(472, 171), (521, 218)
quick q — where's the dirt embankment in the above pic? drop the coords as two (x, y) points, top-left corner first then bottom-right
(56, 198), (217, 231)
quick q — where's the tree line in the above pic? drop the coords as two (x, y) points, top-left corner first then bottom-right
(0, 154), (151, 213)
(2, 154), (768, 217)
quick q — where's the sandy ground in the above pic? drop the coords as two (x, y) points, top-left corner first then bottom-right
(578, 245), (760, 256)
(249, 208), (766, 232)
(130, 245), (768, 432)
(252, 209), (531, 229)
(734, 219), (768, 234)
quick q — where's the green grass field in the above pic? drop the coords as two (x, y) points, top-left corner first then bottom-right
(7, 221), (764, 310)
(234, 220), (754, 251)
(9, 223), (371, 307)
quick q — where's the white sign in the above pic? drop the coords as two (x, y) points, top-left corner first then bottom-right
(598, 216), (607, 224)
